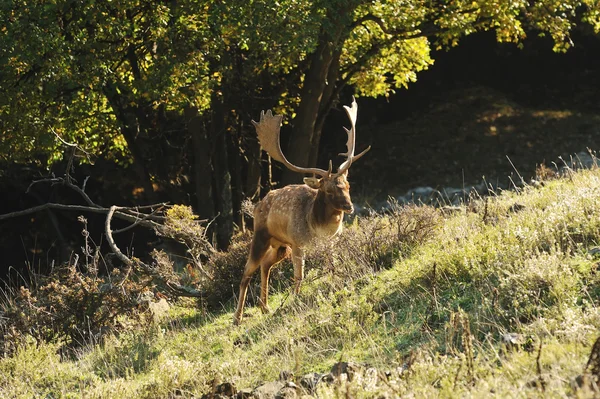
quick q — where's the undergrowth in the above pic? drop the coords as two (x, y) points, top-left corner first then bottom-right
(3, 167), (600, 398)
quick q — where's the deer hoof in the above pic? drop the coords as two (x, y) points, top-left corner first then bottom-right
(293, 282), (303, 294)
(260, 305), (271, 314)
(233, 313), (242, 325)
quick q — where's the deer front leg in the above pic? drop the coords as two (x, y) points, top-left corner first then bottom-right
(259, 245), (291, 314)
(291, 246), (305, 294)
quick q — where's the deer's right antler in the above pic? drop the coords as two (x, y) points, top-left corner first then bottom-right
(336, 97), (371, 175)
(252, 110), (331, 178)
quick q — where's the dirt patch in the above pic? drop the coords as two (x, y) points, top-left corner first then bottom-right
(352, 86), (600, 205)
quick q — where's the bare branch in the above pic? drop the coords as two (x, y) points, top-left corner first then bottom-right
(50, 128), (90, 154)
(112, 206), (166, 234)
(105, 205), (204, 298)
(352, 14), (400, 36)
(0, 202), (163, 231)
(105, 206), (133, 266)
(23, 176), (168, 224)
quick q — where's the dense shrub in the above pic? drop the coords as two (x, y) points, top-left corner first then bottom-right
(202, 231), (252, 309)
(0, 256), (151, 354)
(305, 202), (442, 286)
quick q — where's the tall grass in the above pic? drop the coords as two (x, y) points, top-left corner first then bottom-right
(2, 167), (600, 398)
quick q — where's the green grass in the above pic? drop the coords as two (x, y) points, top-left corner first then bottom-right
(3, 168), (600, 398)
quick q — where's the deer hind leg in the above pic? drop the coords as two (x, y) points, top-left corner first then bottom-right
(233, 229), (270, 325)
(291, 246), (305, 294)
(259, 245), (291, 314)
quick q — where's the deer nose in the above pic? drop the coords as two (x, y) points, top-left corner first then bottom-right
(343, 204), (354, 214)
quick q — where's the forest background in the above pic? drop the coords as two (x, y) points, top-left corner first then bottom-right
(1, 0), (600, 276)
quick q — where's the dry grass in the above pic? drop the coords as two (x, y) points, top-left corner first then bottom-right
(3, 167), (600, 398)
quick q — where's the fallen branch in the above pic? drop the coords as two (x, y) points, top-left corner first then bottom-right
(3, 174), (206, 299)
(0, 201), (164, 230)
(2, 176), (169, 230)
(105, 206), (203, 298)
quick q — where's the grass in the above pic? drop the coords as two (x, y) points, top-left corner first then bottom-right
(3, 166), (600, 398)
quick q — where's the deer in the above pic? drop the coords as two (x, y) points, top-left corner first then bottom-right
(233, 97), (370, 325)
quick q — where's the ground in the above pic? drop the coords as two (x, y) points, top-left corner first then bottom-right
(352, 85), (600, 205)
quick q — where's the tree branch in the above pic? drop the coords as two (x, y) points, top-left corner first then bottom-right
(105, 206), (204, 298)
(351, 13), (443, 40)
(0, 202), (163, 230)
(105, 206), (133, 266)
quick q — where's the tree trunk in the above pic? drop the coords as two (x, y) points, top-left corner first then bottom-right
(245, 132), (262, 201)
(281, 34), (337, 186)
(103, 84), (157, 203)
(227, 118), (244, 230)
(210, 92), (234, 250)
(185, 106), (214, 220)
(309, 49), (342, 168)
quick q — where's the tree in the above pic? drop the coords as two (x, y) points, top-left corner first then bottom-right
(0, 0), (322, 248)
(1, 0), (598, 251)
(280, 0), (600, 184)
(0, 0), (215, 201)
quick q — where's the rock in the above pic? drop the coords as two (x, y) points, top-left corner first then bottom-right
(299, 373), (324, 394)
(237, 388), (255, 399)
(147, 297), (170, 321)
(275, 386), (297, 399)
(571, 151), (596, 169)
(201, 393), (229, 399)
(502, 332), (524, 345)
(201, 382), (237, 399)
(403, 186), (440, 205)
(252, 381), (285, 399)
(330, 361), (363, 382)
(530, 179), (544, 188)
(279, 370), (293, 381)
(501, 332), (526, 352)
(588, 247), (600, 257)
(362, 367), (379, 390)
(216, 382), (237, 397)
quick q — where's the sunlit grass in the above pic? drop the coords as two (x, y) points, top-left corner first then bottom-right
(3, 167), (600, 397)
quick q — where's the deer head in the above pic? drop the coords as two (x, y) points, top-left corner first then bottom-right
(252, 97), (370, 212)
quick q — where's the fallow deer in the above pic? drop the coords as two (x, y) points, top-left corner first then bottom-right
(233, 98), (370, 325)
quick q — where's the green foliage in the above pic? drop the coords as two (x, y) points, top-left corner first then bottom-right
(2, 0), (598, 167)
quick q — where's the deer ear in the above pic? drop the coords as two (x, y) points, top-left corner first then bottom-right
(303, 177), (322, 189)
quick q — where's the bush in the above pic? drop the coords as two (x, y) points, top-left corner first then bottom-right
(202, 231), (252, 309)
(0, 255), (151, 355)
(304, 202), (442, 289)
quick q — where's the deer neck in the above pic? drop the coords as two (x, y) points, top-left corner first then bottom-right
(309, 190), (344, 237)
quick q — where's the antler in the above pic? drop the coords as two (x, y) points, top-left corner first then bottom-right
(252, 110), (331, 177)
(337, 97), (371, 175)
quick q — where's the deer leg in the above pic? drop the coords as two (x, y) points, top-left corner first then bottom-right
(233, 229), (270, 325)
(259, 245), (290, 314)
(291, 246), (305, 294)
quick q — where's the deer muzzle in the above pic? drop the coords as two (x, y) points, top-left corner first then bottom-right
(342, 203), (354, 214)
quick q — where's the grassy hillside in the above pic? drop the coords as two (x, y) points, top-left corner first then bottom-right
(3, 165), (600, 398)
